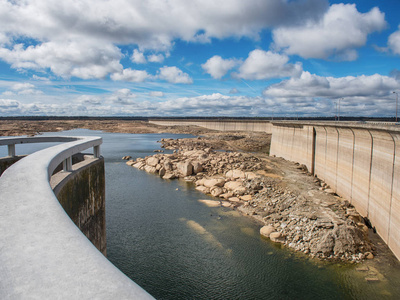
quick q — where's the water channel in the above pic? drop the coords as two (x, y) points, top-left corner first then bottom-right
(3, 129), (400, 299)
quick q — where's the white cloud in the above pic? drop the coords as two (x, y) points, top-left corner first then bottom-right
(0, 99), (19, 108)
(229, 88), (239, 94)
(131, 49), (146, 64)
(158, 66), (193, 84)
(273, 4), (386, 60)
(235, 50), (302, 80)
(12, 83), (35, 91)
(111, 68), (150, 82)
(388, 25), (400, 55)
(0, 0), (328, 78)
(263, 71), (399, 98)
(149, 91), (164, 97)
(202, 55), (237, 79)
(148, 54), (164, 63)
(0, 41), (122, 79)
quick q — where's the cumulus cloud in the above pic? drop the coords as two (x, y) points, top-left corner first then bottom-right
(261, 71), (400, 117)
(149, 91), (164, 97)
(229, 88), (239, 94)
(111, 68), (150, 82)
(263, 71), (399, 98)
(235, 50), (302, 80)
(131, 49), (147, 64)
(273, 4), (386, 60)
(148, 54), (164, 63)
(0, 41), (122, 79)
(202, 55), (237, 79)
(0, 0), (328, 78)
(158, 66), (193, 84)
(388, 26), (400, 55)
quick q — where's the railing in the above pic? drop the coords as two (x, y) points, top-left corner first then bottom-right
(0, 136), (154, 299)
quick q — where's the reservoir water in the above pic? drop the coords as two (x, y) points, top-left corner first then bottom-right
(3, 129), (400, 299)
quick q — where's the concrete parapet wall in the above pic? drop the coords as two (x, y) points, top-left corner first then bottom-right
(270, 122), (400, 260)
(0, 136), (154, 299)
(149, 119), (273, 133)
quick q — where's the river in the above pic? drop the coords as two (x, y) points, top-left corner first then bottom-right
(3, 129), (400, 299)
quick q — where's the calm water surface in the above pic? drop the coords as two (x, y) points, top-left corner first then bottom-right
(3, 129), (400, 299)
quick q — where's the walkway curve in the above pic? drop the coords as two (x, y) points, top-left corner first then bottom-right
(0, 136), (154, 299)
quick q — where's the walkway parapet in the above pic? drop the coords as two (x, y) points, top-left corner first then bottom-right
(0, 136), (154, 299)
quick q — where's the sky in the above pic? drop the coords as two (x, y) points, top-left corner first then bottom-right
(0, 0), (400, 117)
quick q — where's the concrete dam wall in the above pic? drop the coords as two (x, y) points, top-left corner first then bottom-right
(149, 119), (273, 133)
(270, 122), (400, 260)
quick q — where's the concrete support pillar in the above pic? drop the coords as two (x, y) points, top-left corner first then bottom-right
(8, 144), (15, 157)
(93, 145), (100, 158)
(63, 157), (72, 172)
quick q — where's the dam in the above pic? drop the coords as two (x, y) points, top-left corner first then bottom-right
(0, 122), (396, 298)
(150, 119), (400, 262)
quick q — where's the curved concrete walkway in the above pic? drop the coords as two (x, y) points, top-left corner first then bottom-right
(0, 136), (154, 299)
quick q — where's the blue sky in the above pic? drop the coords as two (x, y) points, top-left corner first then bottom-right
(0, 0), (399, 117)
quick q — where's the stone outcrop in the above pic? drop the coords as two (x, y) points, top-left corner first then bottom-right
(125, 138), (373, 262)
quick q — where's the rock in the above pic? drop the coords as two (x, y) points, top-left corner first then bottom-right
(226, 169), (246, 179)
(228, 197), (241, 202)
(144, 165), (157, 173)
(177, 161), (193, 176)
(196, 186), (210, 194)
(260, 225), (275, 238)
(122, 155), (132, 160)
(126, 160), (135, 166)
(325, 189), (336, 195)
(219, 192), (234, 199)
(146, 157), (159, 167)
(270, 232), (284, 243)
(192, 161), (203, 174)
(221, 201), (231, 207)
(365, 252), (374, 259)
(203, 178), (225, 188)
(159, 167), (166, 177)
(240, 195), (252, 201)
(132, 162), (145, 169)
(163, 161), (173, 171)
(198, 199), (220, 207)
(210, 187), (224, 197)
(224, 180), (244, 191)
(163, 173), (176, 179)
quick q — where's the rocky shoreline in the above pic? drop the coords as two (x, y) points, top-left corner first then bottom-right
(124, 137), (374, 262)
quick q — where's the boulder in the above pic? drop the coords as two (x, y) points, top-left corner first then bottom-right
(192, 161), (203, 174)
(219, 192), (234, 199)
(240, 195), (252, 201)
(270, 232), (284, 243)
(144, 165), (157, 173)
(224, 181), (243, 191)
(210, 187), (224, 197)
(177, 161), (193, 176)
(146, 157), (159, 167)
(132, 162), (145, 169)
(159, 167), (166, 177)
(260, 225), (275, 238)
(245, 172), (259, 179)
(203, 178), (225, 188)
(196, 186), (210, 194)
(228, 197), (241, 202)
(163, 172), (176, 179)
(198, 199), (220, 207)
(226, 169), (246, 179)
(126, 160), (135, 166)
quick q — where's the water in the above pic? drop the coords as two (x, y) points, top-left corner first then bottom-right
(2, 129), (400, 299)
